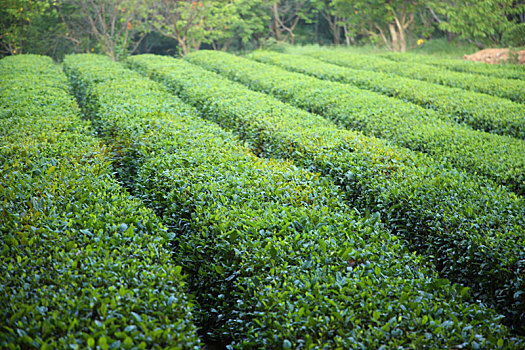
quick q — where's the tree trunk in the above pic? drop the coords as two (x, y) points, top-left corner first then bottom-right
(334, 25), (341, 45)
(322, 11), (341, 45)
(287, 16), (300, 44)
(177, 37), (188, 55)
(388, 23), (399, 51)
(372, 24), (392, 50)
(19, 21), (25, 54)
(315, 12), (319, 43)
(447, 31), (455, 42)
(343, 24), (353, 46)
(398, 27), (407, 52)
(193, 40), (201, 52)
(221, 39), (233, 51)
(272, 2), (282, 41)
(238, 36), (244, 51)
(467, 38), (485, 49)
(393, 11), (414, 52)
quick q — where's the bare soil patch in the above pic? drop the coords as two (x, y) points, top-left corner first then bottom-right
(463, 48), (525, 64)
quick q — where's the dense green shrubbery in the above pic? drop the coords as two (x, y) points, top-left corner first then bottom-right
(248, 50), (525, 140)
(502, 23), (525, 48)
(128, 52), (525, 334)
(62, 53), (523, 349)
(0, 55), (201, 349)
(380, 52), (525, 80)
(306, 50), (525, 103)
(192, 51), (525, 196)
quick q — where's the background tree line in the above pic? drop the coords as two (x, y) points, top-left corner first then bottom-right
(1, 0), (524, 60)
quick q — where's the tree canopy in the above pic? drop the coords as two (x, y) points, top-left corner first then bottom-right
(1, 0), (524, 59)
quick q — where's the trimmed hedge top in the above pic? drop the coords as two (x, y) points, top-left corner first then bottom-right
(305, 50), (525, 104)
(63, 53), (522, 348)
(241, 50), (525, 196)
(132, 51), (525, 334)
(248, 50), (525, 141)
(381, 52), (525, 81)
(0, 54), (202, 349)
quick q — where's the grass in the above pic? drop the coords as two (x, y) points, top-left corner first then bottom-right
(281, 38), (479, 60)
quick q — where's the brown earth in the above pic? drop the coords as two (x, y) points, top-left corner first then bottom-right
(463, 48), (525, 65)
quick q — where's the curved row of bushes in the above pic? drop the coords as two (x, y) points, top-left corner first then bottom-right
(0, 55), (201, 349)
(62, 53), (521, 348)
(248, 50), (525, 140)
(306, 50), (525, 103)
(127, 52), (525, 334)
(381, 52), (525, 81)
(193, 51), (525, 196)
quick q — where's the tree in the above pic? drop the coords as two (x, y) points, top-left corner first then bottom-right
(211, 0), (270, 51)
(333, 0), (427, 51)
(57, 0), (149, 60)
(148, 0), (235, 55)
(428, 0), (525, 48)
(308, 0), (343, 44)
(0, 0), (52, 55)
(270, 0), (314, 44)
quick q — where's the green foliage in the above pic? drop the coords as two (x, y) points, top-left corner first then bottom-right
(502, 22), (525, 47)
(381, 51), (525, 80)
(269, 0), (315, 44)
(65, 52), (520, 348)
(248, 50), (525, 195)
(0, 0), (58, 55)
(333, 0), (430, 51)
(162, 50), (524, 333)
(2, 0), (524, 58)
(217, 0), (270, 50)
(251, 50), (525, 138)
(57, 0), (150, 60)
(431, 0), (525, 48)
(61, 56), (514, 348)
(0, 55), (201, 348)
(403, 37), (479, 58)
(148, 0), (245, 55)
(306, 50), (525, 103)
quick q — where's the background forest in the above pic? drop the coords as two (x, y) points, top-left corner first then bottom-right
(1, 0), (524, 61)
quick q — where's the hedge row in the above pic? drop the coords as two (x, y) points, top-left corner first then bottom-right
(381, 52), (525, 81)
(63, 53), (521, 349)
(306, 50), (525, 104)
(0, 55), (201, 349)
(205, 50), (525, 196)
(127, 52), (525, 334)
(248, 50), (525, 140)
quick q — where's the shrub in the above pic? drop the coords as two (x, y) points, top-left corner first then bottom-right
(0, 55), (201, 349)
(248, 50), (525, 141)
(130, 52), (525, 333)
(63, 53), (522, 348)
(308, 50), (525, 103)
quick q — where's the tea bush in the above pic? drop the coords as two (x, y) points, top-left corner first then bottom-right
(240, 50), (525, 195)
(129, 52), (525, 333)
(381, 52), (525, 80)
(308, 50), (525, 103)
(249, 50), (525, 140)
(0, 55), (201, 349)
(62, 53), (522, 348)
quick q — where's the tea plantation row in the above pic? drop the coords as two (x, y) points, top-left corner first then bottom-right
(127, 52), (525, 334)
(305, 50), (525, 103)
(0, 55), (201, 349)
(381, 52), (525, 81)
(248, 50), (525, 140)
(242, 51), (525, 195)
(2, 53), (525, 348)
(61, 53), (524, 349)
